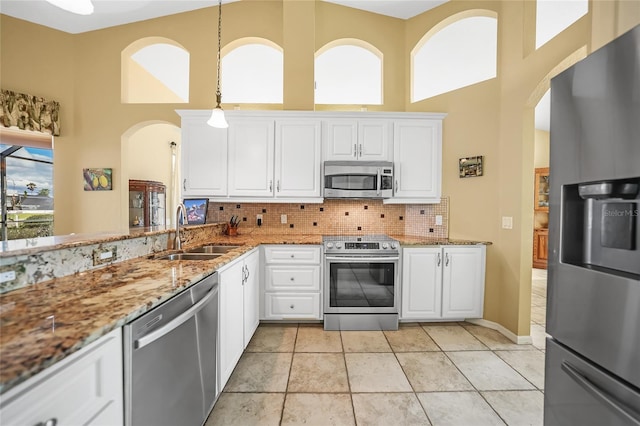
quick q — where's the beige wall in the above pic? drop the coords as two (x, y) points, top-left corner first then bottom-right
(534, 129), (550, 169)
(1, 1), (638, 336)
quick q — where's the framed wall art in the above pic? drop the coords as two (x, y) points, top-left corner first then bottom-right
(459, 156), (484, 178)
(83, 168), (113, 190)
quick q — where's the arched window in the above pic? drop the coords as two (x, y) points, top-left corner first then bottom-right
(412, 13), (498, 102)
(221, 38), (283, 104)
(122, 38), (190, 103)
(536, 0), (588, 48)
(315, 40), (383, 105)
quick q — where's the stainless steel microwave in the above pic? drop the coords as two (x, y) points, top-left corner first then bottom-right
(323, 161), (393, 199)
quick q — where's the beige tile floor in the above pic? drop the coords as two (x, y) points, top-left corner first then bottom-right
(206, 270), (549, 426)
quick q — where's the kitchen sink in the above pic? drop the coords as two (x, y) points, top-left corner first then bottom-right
(154, 253), (223, 261)
(185, 245), (241, 254)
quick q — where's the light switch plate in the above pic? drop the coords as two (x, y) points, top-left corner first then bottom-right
(435, 215), (443, 225)
(502, 216), (513, 229)
(281, 214), (287, 224)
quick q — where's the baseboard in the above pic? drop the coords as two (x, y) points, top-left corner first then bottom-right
(466, 318), (533, 345)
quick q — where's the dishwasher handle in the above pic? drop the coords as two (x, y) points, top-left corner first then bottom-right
(134, 286), (218, 350)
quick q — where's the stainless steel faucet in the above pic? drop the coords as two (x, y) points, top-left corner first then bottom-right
(175, 203), (188, 250)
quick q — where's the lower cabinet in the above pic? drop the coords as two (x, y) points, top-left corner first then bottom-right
(401, 245), (486, 320)
(261, 245), (322, 320)
(533, 228), (548, 269)
(218, 248), (260, 391)
(0, 328), (123, 426)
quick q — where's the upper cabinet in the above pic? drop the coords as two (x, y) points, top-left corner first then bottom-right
(177, 111), (445, 204)
(323, 119), (391, 161)
(388, 119), (443, 203)
(275, 120), (322, 198)
(179, 112), (228, 197)
(534, 167), (550, 211)
(227, 117), (275, 197)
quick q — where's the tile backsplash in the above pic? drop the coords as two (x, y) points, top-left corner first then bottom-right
(207, 198), (448, 238)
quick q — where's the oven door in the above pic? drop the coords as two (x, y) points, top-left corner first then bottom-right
(324, 255), (399, 314)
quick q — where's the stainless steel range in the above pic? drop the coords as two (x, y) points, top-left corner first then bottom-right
(323, 235), (399, 330)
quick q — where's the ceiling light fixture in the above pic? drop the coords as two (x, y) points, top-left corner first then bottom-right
(207, 0), (229, 128)
(45, 0), (94, 15)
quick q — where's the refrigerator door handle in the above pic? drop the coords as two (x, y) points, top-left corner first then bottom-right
(561, 361), (640, 425)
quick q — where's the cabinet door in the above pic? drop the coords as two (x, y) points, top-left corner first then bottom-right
(401, 248), (442, 319)
(0, 328), (123, 426)
(181, 118), (228, 197)
(358, 120), (391, 161)
(219, 259), (245, 390)
(323, 119), (357, 160)
(228, 118), (275, 197)
(393, 120), (442, 199)
(441, 246), (485, 319)
(275, 120), (322, 197)
(243, 249), (260, 348)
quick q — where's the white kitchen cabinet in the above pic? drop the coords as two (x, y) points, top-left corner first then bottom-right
(401, 247), (442, 319)
(401, 245), (485, 321)
(218, 248), (260, 390)
(0, 328), (123, 426)
(261, 245), (322, 320)
(227, 118), (275, 197)
(389, 119), (442, 203)
(178, 111), (228, 197)
(275, 120), (322, 198)
(441, 246), (485, 319)
(323, 119), (391, 161)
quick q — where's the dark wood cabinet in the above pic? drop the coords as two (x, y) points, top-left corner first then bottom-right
(533, 228), (548, 269)
(129, 180), (166, 228)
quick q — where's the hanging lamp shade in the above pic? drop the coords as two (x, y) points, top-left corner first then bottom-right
(45, 0), (94, 15)
(208, 0), (228, 129)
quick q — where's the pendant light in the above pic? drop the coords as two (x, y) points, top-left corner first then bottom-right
(207, 0), (229, 128)
(45, 0), (94, 15)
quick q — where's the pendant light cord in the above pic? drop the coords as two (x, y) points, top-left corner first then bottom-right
(216, 0), (222, 107)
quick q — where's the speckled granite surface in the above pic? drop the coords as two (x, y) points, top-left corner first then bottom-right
(0, 231), (488, 395)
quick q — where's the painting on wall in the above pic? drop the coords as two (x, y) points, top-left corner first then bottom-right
(459, 156), (484, 178)
(83, 168), (113, 191)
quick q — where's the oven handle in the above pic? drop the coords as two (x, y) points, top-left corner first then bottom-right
(325, 256), (399, 262)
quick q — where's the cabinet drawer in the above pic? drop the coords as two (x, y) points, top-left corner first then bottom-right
(0, 328), (123, 426)
(264, 246), (321, 264)
(264, 293), (321, 319)
(266, 265), (320, 291)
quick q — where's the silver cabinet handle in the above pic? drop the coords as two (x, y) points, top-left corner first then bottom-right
(359, 144), (363, 157)
(445, 253), (450, 267)
(35, 419), (58, 426)
(290, 254), (295, 258)
(290, 304), (295, 309)
(395, 180), (398, 191)
(245, 265), (250, 280)
(183, 179), (187, 191)
(437, 253), (441, 266)
(135, 286), (217, 349)
(290, 277), (295, 281)
(277, 180), (280, 192)
(562, 361), (640, 424)
(269, 180), (273, 192)
(353, 143), (357, 158)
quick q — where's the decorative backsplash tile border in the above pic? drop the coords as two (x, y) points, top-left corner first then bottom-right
(207, 198), (449, 238)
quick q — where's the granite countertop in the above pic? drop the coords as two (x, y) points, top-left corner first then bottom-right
(0, 233), (487, 394)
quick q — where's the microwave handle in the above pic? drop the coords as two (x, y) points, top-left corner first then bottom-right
(377, 168), (382, 196)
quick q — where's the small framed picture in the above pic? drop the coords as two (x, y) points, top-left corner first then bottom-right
(183, 198), (208, 225)
(83, 168), (113, 190)
(459, 156), (484, 178)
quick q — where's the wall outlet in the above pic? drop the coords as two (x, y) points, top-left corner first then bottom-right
(281, 214), (287, 224)
(435, 215), (443, 225)
(93, 246), (117, 266)
(502, 216), (513, 229)
(257, 214), (263, 227)
(0, 270), (16, 284)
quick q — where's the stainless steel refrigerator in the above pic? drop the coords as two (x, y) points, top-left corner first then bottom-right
(545, 24), (640, 425)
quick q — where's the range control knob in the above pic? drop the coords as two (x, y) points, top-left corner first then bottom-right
(382, 242), (389, 249)
(390, 242), (397, 249)
(326, 242), (334, 249)
(335, 242), (343, 249)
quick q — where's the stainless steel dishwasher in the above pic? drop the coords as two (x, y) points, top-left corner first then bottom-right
(124, 272), (219, 426)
